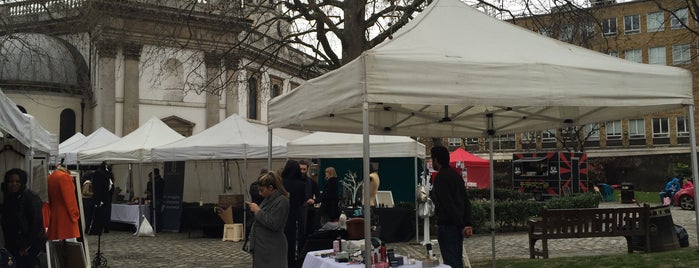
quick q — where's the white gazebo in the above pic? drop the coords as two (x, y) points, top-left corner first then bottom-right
(267, 0), (698, 265)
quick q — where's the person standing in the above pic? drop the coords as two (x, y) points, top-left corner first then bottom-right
(146, 168), (165, 232)
(46, 166), (81, 240)
(89, 161), (112, 235)
(430, 146), (473, 268)
(2, 168), (47, 268)
(368, 164), (380, 207)
(247, 171), (290, 268)
(319, 167), (340, 224)
(281, 160), (307, 268)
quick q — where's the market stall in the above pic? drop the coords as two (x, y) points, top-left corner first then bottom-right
(268, 0), (697, 265)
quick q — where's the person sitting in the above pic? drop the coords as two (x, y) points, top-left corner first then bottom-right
(660, 177), (681, 203)
(681, 178), (694, 189)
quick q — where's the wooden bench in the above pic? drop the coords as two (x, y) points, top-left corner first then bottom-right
(528, 204), (651, 259)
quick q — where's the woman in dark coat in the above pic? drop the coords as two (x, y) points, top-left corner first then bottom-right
(319, 167), (340, 223)
(281, 160), (307, 268)
(247, 172), (290, 268)
(2, 168), (47, 268)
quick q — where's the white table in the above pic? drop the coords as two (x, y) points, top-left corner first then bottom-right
(302, 249), (450, 268)
(110, 204), (151, 231)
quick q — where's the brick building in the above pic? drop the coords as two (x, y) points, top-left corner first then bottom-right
(439, 0), (698, 189)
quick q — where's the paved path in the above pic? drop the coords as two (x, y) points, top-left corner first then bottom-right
(85, 202), (698, 267)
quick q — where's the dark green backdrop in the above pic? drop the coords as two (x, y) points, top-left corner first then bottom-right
(315, 157), (424, 205)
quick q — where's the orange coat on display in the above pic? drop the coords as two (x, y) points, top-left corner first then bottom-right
(47, 168), (81, 240)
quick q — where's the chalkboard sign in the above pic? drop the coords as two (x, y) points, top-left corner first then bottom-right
(162, 161), (185, 232)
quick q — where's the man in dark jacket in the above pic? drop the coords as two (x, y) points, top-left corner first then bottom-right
(430, 146), (473, 268)
(281, 160), (308, 268)
(89, 161), (112, 235)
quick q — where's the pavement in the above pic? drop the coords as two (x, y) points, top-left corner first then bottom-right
(84, 202), (698, 267)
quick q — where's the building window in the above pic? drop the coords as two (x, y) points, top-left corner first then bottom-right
(677, 116), (690, 137)
(625, 49), (642, 63)
(606, 120), (622, 140)
(624, 14), (640, 34)
(272, 84), (281, 98)
(628, 119), (645, 139)
(601, 17), (617, 36)
(671, 8), (689, 29)
(559, 25), (573, 42)
(672, 44), (690, 65)
(538, 27), (552, 37)
(647, 11), (664, 32)
(583, 123), (600, 141)
(648, 46), (666, 65)
(248, 77), (258, 120)
(447, 138), (461, 147)
(541, 129), (556, 143)
(608, 51), (618, 57)
(59, 109), (76, 143)
(652, 117), (669, 138)
(581, 23), (596, 39)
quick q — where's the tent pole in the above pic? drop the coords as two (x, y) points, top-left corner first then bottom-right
(362, 101), (371, 268)
(687, 105), (699, 248)
(414, 156), (419, 244)
(268, 129), (273, 172)
(487, 114), (496, 267)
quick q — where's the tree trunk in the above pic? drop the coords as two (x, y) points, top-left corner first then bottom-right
(342, 0), (367, 64)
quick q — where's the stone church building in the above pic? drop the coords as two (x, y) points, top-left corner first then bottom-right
(0, 0), (316, 141)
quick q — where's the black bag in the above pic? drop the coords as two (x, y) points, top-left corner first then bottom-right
(0, 248), (17, 268)
(675, 224), (689, 248)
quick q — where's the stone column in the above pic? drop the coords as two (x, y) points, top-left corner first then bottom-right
(224, 55), (240, 117)
(123, 43), (142, 135)
(204, 53), (222, 128)
(96, 42), (117, 133)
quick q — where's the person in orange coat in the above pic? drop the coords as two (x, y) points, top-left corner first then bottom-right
(46, 166), (81, 240)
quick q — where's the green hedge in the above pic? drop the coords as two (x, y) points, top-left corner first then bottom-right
(469, 191), (601, 233)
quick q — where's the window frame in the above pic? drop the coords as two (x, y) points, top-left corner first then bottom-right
(671, 8), (689, 29)
(647, 11), (665, 32)
(541, 129), (557, 143)
(606, 120), (622, 140)
(672, 44), (691, 65)
(447, 138), (461, 147)
(677, 116), (690, 137)
(624, 14), (641, 34)
(625, 49), (642, 63)
(648, 46), (666, 65)
(652, 117), (670, 138)
(628, 119), (646, 139)
(601, 17), (618, 36)
(583, 123), (600, 141)
(559, 25), (573, 42)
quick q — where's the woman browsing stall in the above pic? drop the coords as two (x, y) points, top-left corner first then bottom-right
(247, 172), (290, 268)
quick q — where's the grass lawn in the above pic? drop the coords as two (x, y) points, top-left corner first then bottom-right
(471, 247), (699, 267)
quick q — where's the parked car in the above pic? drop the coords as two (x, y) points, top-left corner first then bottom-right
(673, 186), (695, 210)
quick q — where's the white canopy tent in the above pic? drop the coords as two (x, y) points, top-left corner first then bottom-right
(1, 88), (57, 196)
(287, 131), (426, 244)
(268, 0), (699, 265)
(59, 127), (120, 165)
(0, 88), (57, 157)
(59, 132), (86, 152)
(78, 117), (184, 163)
(287, 131), (425, 159)
(152, 114), (289, 203)
(78, 117), (184, 232)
